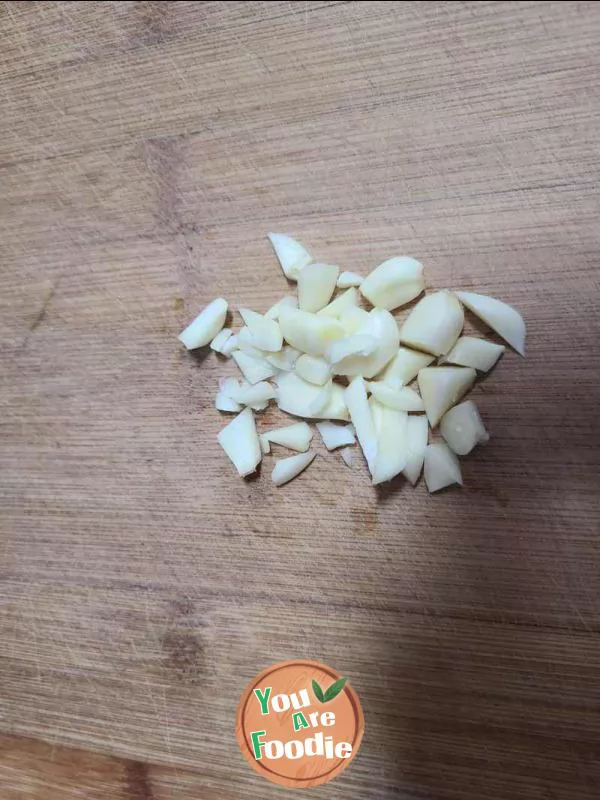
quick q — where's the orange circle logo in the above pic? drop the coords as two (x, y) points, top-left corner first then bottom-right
(236, 660), (364, 788)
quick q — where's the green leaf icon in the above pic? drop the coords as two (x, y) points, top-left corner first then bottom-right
(312, 679), (325, 703)
(323, 677), (348, 702)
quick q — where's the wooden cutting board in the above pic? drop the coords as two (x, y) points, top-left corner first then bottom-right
(1, 3), (599, 798)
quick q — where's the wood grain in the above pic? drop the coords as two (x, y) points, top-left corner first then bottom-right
(1, 2), (599, 798)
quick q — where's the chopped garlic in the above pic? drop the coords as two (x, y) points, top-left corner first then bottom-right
(265, 295), (298, 320)
(298, 263), (339, 312)
(271, 451), (316, 486)
(424, 443), (462, 493)
(263, 422), (313, 452)
(316, 288), (359, 318)
(455, 291), (525, 356)
(372, 405), (408, 485)
(295, 354), (331, 385)
(440, 400), (489, 455)
(417, 367), (476, 428)
(232, 350), (277, 384)
(360, 257), (424, 310)
(178, 298), (228, 350)
(367, 381), (425, 412)
(316, 421), (356, 450)
(279, 308), (345, 357)
(345, 377), (377, 476)
(379, 346), (435, 384)
(210, 328), (233, 354)
(403, 415), (429, 485)
(440, 336), (505, 372)
(268, 233), (312, 281)
(238, 308), (283, 352)
(400, 292), (464, 356)
(218, 407), (261, 477)
(337, 271), (364, 288)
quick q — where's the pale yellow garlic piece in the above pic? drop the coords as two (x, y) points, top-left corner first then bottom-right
(238, 307), (283, 352)
(217, 407), (261, 477)
(337, 271), (364, 288)
(279, 308), (345, 357)
(178, 298), (228, 349)
(372, 406), (408, 485)
(298, 263), (339, 312)
(265, 345), (301, 372)
(367, 381), (425, 412)
(402, 415), (429, 485)
(232, 350), (277, 384)
(271, 451), (316, 486)
(440, 336), (505, 372)
(268, 233), (312, 281)
(265, 295), (298, 320)
(440, 400), (489, 455)
(424, 443), (463, 493)
(417, 367), (476, 427)
(263, 422), (313, 452)
(316, 421), (356, 450)
(339, 306), (371, 336)
(400, 291), (464, 356)
(295, 354), (331, 385)
(331, 309), (399, 379)
(316, 288), (359, 318)
(210, 328), (234, 354)
(360, 257), (424, 310)
(379, 346), (435, 384)
(455, 291), (525, 356)
(345, 377), (377, 476)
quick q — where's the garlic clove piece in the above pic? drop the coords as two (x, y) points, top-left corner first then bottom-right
(279, 308), (345, 357)
(238, 307), (283, 352)
(316, 421), (356, 450)
(360, 257), (425, 310)
(455, 291), (526, 356)
(210, 327), (234, 354)
(232, 350), (277, 384)
(402, 415), (429, 485)
(265, 295), (298, 320)
(268, 233), (312, 281)
(440, 400), (489, 455)
(372, 406), (408, 485)
(298, 263), (339, 312)
(178, 298), (228, 350)
(316, 288), (359, 318)
(265, 345), (301, 371)
(217, 407), (262, 477)
(440, 336), (505, 372)
(400, 291), (464, 356)
(263, 422), (313, 452)
(345, 377), (377, 476)
(271, 451), (317, 486)
(337, 271), (364, 288)
(424, 443), (463, 493)
(378, 346), (435, 384)
(295, 354), (332, 385)
(417, 366), (476, 427)
(367, 381), (425, 412)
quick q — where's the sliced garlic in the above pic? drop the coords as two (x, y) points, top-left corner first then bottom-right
(238, 308), (283, 352)
(268, 233), (312, 281)
(295, 354), (331, 385)
(275, 373), (347, 420)
(316, 421), (356, 450)
(219, 376), (241, 399)
(369, 395), (384, 437)
(441, 336), (505, 372)
(232, 350), (277, 384)
(440, 400), (489, 455)
(220, 333), (239, 356)
(339, 447), (355, 467)
(372, 406), (408, 485)
(424, 443), (463, 493)
(178, 298), (228, 350)
(455, 291), (525, 356)
(400, 291), (464, 356)
(332, 309), (399, 379)
(263, 422), (313, 452)
(367, 381), (425, 412)
(215, 391), (241, 412)
(266, 345), (302, 372)
(402, 415), (429, 485)
(279, 308), (345, 357)
(271, 451), (317, 486)
(265, 295), (298, 320)
(259, 434), (271, 454)
(345, 377), (377, 475)
(337, 271), (364, 288)
(210, 327), (233, 354)
(237, 326), (269, 359)
(360, 257), (425, 310)
(417, 367), (476, 427)
(298, 263), (339, 312)
(217, 407), (261, 477)
(316, 288), (359, 318)
(235, 381), (276, 408)
(379, 346), (435, 384)
(339, 306), (371, 336)
(326, 334), (379, 365)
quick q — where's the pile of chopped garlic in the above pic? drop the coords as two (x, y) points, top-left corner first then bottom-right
(178, 234), (526, 492)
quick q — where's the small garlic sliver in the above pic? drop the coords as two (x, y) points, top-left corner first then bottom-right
(271, 451), (317, 486)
